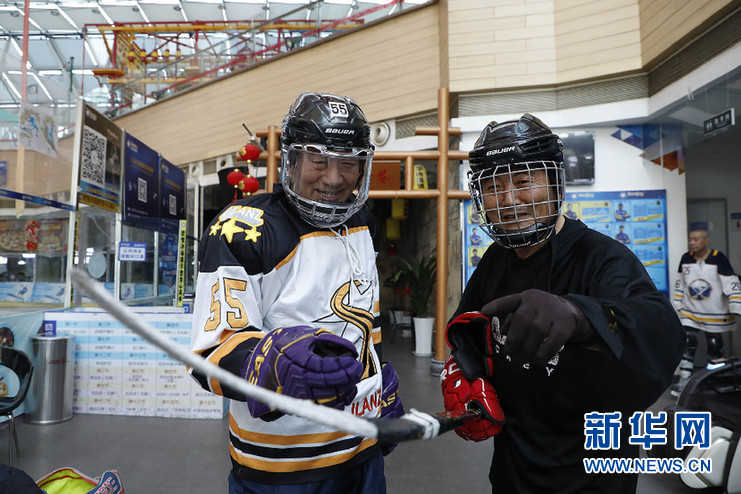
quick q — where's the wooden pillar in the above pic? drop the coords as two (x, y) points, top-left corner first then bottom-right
(266, 125), (279, 192)
(434, 88), (449, 365)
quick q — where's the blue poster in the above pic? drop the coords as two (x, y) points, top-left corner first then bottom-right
(30, 282), (66, 303)
(159, 157), (186, 222)
(0, 161), (6, 187)
(123, 133), (159, 230)
(460, 200), (494, 287)
(159, 232), (178, 296)
(564, 189), (669, 294)
(0, 282), (34, 302)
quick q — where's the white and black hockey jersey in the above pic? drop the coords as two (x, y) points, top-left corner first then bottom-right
(672, 250), (741, 333)
(190, 187), (383, 483)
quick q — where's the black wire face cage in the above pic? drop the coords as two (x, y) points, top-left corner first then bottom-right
(468, 160), (565, 249)
(280, 143), (374, 228)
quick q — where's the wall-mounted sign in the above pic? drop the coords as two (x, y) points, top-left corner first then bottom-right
(369, 161), (401, 190)
(704, 108), (735, 135)
(563, 189), (669, 295)
(159, 157), (186, 222)
(118, 241), (147, 262)
(77, 103), (123, 212)
(123, 133), (159, 230)
(731, 212), (741, 232)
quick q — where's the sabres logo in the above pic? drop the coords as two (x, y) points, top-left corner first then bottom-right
(209, 206), (264, 243)
(688, 279), (712, 300)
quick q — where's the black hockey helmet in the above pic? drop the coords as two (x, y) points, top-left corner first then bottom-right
(281, 92), (372, 150)
(469, 113), (563, 171)
(467, 114), (565, 249)
(280, 92), (374, 228)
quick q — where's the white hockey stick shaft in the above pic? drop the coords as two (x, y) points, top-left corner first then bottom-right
(71, 270), (379, 439)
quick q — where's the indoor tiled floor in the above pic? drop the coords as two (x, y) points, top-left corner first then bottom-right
(4, 334), (698, 493)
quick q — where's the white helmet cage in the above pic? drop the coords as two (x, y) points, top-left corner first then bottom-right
(468, 161), (565, 249)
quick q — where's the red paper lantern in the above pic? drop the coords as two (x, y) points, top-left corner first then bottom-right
(227, 169), (244, 187)
(239, 175), (260, 196)
(239, 143), (260, 162)
(25, 220), (40, 252)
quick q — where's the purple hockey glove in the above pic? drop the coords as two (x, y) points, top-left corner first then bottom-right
(380, 362), (404, 419)
(243, 326), (363, 419)
(379, 362), (405, 455)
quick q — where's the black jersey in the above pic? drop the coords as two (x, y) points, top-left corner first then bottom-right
(455, 218), (684, 493)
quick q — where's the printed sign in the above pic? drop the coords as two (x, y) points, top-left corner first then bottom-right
(118, 241), (147, 262)
(77, 103), (123, 212)
(563, 189), (669, 294)
(123, 133), (159, 229)
(159, 157), (186, 223)
(19, 103), (57, 158)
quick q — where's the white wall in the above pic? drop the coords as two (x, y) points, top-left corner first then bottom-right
(684, 125), (741, 272)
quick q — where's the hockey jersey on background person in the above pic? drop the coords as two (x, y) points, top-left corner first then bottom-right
(672, 250), (741, 332)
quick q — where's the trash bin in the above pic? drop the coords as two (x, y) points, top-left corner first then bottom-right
(26, 335), (74, 424)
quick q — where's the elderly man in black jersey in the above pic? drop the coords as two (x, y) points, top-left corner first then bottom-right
(441, 114), (684, 493)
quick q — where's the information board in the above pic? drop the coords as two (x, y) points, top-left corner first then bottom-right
(122, 133), (159, 230)
(47, 311), (223, 419)
(564, 189), (669, 294)
(77, 103), (122, 212)
(159, 157), (186, 222)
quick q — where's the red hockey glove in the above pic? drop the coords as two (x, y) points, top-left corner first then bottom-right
(481, 289), (592, 366)
(445, 311), (495, 380)
(440, 356), (504, 442)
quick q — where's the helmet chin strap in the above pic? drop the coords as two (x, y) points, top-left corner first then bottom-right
(492, 221), (553, 249)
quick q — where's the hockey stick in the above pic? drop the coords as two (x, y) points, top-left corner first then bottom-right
(71, 270), (480, 443)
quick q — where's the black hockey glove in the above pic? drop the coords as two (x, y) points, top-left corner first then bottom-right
(481, 289), (592, 366)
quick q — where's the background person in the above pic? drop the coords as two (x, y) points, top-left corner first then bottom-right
(671, 225), (741, 396)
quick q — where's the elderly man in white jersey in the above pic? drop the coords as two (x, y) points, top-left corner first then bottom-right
(671, 223), (741, 396)
(191, 92), (404, 493)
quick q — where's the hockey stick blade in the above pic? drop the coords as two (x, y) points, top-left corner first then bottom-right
(71, 270), (479, 443)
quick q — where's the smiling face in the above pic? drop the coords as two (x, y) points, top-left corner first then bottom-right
(480, 167), (554, 231)
(292, 149), (362, 204)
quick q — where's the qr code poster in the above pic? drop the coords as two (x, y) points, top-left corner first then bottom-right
(77, 103), (123, 212)
(137, 177), (147, 203)
(123, 132), (159, 222)
(81, 126), (106, 188)
(159, 157), (186, 220)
